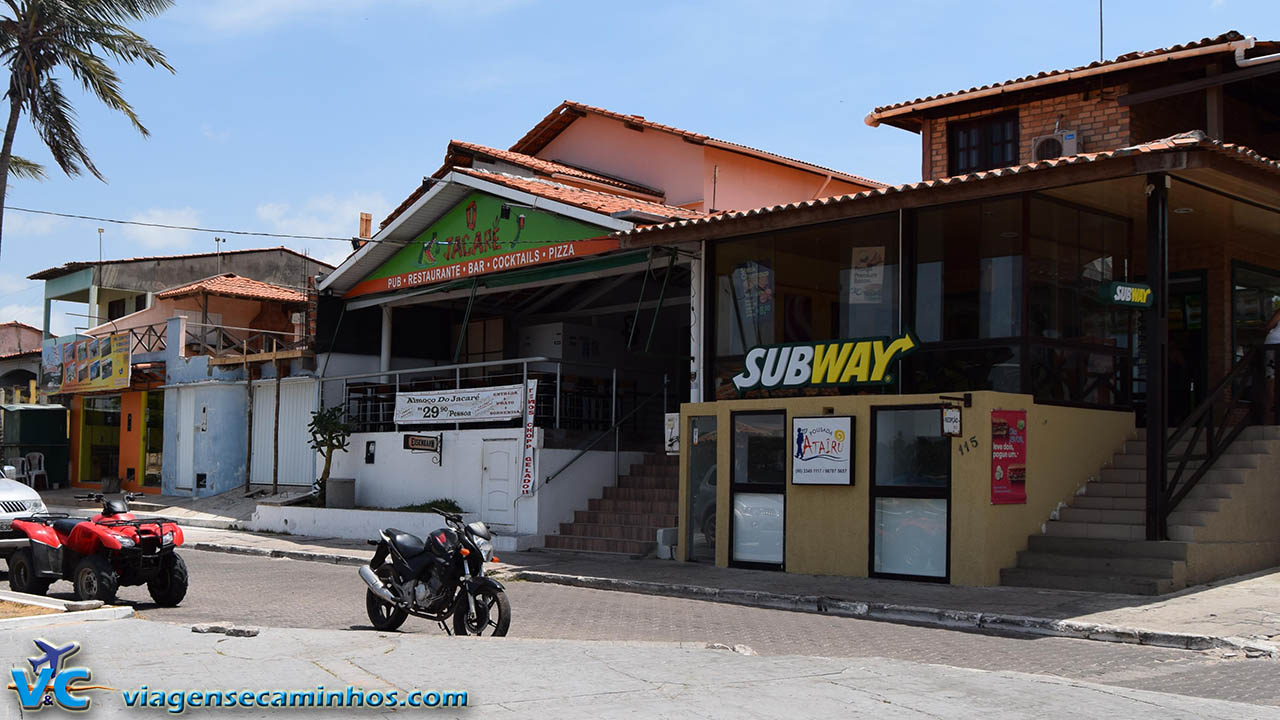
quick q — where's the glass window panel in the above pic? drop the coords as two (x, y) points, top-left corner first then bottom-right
(687, 416), (718, 563)
(874, 497), (947, 577)
(732, 492), (784, 565)
(874, 408), (948, 487)
(732, 412), (785, 485)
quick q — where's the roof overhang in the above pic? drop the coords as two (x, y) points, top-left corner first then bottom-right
(319, 171), (635, 297)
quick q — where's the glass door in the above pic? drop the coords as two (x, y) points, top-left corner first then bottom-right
(870, 406), (951, 582)
(686, 415), (718, 563)
(729, 411), (785, 569)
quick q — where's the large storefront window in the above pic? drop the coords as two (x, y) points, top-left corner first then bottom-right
(730, 411), (785, 568)
(712, 214), (899, 398)
(870, 407), (949, 581)
(686, 415), (718, 563)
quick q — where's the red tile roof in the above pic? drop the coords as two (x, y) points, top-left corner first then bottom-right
(435, 141), (662, 197)
(868, 31), (1270, 125)
(0, 348), (39, 360)
(510, 101), (886, 189)
(454, 169), (705, 222)
(29, 247), (333, 281)
(620, 132), (1280, 239)
(155, 274), (307, 303)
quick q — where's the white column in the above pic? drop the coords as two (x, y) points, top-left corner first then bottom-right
(87, 285), (99, 331)
(380, 305), (393, 376)
(689, 242), (703, 403)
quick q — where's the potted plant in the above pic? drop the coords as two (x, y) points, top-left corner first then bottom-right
(307, 406), (352, 507)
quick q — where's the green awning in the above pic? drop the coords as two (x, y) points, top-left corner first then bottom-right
(478, 249), (652, 289)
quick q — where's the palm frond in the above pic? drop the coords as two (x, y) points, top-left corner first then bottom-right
(7, 153), (44, 180)
(29, 75), (101, 180)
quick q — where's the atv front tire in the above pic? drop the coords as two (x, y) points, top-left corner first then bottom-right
(147, 553), (189, 607)
(73, 555), (119, 603)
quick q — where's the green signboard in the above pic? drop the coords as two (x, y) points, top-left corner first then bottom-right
(347, 192), (617, 298)
(1103, 281), (1153, 308)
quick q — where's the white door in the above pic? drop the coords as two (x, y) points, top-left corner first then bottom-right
(175, 390), (195, 490)
(481, 439), (519, 527)
(251, 379), (318, 486)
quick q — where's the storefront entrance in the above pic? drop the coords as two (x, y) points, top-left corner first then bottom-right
(686, 415), (718, 563)
(729, 411), (785, 569)
(869, 406), (951, 582)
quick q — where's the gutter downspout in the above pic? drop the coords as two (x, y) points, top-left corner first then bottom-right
(865, 37), (1257, 128)
(1235, 37), (1280, 68)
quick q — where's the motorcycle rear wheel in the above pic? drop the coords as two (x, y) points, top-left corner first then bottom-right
(365, 589), (408, 631)
(452, 586), (510, 637)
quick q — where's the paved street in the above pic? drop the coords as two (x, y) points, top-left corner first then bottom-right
(18, 548), (1280, 709)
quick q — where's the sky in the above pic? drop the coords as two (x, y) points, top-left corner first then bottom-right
(3, 0), (1276, 335)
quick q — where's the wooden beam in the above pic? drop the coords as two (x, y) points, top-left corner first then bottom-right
(1118, 62), (1280, 107)
(207, 349), (311, 366)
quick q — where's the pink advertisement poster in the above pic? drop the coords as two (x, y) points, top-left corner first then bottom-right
(990, 409), (1027, 505)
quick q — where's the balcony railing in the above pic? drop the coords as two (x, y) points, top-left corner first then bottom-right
(183, 323), (309, 359)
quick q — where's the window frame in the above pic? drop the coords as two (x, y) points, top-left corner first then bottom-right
(947, 112), (1020, 176)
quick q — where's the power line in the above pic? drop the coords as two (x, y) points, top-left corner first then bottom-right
(3, 205), (353, 242)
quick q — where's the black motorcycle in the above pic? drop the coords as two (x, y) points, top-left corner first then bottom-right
(359, 511), (510, 636)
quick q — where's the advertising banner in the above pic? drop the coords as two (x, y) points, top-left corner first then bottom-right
(59, 333), (130, 393)
(990, 409), (1027, 504)
(40, 340), (62, 393)
(346, 192), (618, 298)
(791, 416), (853, 485)
(849, 246), (885, 304)
(394, 383), (525, 425)
(520, 380), (538, 496)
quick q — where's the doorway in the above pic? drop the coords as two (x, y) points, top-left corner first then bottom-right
(728, 411), (786, 569)
(1167, 272), (1208, 426)
(869, 406), (951, 582)
(685, 415), (718, 563)
(481, 438), (519, 527)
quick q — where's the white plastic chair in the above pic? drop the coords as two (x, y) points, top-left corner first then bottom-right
(5, 456), (29, 486)
(24, 452), (46, 489)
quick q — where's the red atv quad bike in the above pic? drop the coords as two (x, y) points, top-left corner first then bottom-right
(7, 492), (188, 605)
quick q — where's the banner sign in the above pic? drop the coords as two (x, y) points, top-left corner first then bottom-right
(1103, 281), (1153, 308)
(664, 412), (680, 455)
(731, 331), (917, 392)
(520, 379), (538, 496)
(849, 246), (885, 304)
(40, 340), (62, 393)
(59, 334), (130, 393)
(346, 192), (618, 298)
(991, 409), (1027, 505)
(792, 416), (853, 485)
(394, 384), (524, 425)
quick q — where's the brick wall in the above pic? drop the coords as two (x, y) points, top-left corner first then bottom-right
(926, 83), (1130, 180)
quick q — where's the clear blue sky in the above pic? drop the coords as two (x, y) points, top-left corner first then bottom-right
(5, 0), (1276, 334)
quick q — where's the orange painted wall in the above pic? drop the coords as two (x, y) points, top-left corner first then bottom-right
(119, 391), (144, 490)
(69, 395), (83, 485)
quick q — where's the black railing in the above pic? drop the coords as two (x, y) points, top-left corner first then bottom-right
(1158, 344), (1274, 538)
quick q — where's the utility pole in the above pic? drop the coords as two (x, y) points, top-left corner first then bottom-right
(214, 236), (227, 273)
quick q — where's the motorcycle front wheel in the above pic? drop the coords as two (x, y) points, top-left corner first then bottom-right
(452, 586), (510, 637)
(365, 589), (408, 631)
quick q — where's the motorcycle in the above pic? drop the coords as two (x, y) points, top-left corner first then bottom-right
(359, 511), (510, 636)
(7, 492), (187, 605)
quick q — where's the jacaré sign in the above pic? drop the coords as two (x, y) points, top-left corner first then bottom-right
(732, 332), (918, 391)
(394, 384), (524, 424)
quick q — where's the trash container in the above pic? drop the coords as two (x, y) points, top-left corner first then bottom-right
(326, 477), (355, 509)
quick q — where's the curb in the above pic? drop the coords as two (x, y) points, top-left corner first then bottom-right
(512, 570), (1279, 658)
(0, 605), (135, 631)
(187, 542), (365, 567)
(46, 506), (240, 531)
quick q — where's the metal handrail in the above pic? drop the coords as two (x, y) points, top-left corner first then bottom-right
(543, 378), (667, 486)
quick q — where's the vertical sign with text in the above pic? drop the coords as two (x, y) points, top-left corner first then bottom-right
(520, 380), (539, 495)
(990, 409), (1027, 505)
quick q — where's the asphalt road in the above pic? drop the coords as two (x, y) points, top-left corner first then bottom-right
(15, 548), (1280, 708)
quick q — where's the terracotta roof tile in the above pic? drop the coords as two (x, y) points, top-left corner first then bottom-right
(436, 141), (662, 197)
(510, 101), (886, 189)
(454, 169), (705, 222)
(155, 274), (306, 303)
(620, 131), (1280, 239)
(869, 31), (1266, 122)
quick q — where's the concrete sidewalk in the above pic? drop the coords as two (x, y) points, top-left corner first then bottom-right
(41, 485), (310, 529)
(1, 617), (1273, 719)
(178, 526), (1280, 656)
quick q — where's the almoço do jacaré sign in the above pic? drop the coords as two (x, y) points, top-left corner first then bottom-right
(731, 331), (918, 392)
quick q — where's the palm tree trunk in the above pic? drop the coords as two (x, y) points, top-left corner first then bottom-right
(0, 94), (22, 261)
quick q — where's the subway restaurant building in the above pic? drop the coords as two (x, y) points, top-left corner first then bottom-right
(628, 135), (1280, 586)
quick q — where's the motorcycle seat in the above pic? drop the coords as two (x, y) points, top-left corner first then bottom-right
(386, 529), (426, 557)
(52, 518), (84, 536)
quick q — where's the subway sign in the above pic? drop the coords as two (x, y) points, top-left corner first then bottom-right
(732, 332), (918, 392)
(1104, 282), (1153, 308)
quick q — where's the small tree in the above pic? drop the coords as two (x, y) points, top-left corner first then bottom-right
(308, 406), (351, 506)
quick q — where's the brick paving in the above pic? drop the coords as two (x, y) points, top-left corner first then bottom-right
(31, 548), (1279, 709)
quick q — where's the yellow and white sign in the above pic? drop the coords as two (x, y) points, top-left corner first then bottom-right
(60, 334), (130, 393)
(731, 331), (918, 392)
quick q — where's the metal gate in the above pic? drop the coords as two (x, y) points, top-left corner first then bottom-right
(251, 378), (318, 486)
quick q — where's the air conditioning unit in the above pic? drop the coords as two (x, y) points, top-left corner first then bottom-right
(1031, 131), (1080, 160)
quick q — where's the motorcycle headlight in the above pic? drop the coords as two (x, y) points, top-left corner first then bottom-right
(162, 531), (174, 545)
(113, 533), (135, 548)
(477, 538), (494, 563)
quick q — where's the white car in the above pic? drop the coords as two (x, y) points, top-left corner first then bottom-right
(0, 467), (46, 550)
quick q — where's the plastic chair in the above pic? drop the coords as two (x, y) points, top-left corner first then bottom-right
(24, 452), (46, 490)
(5, 456), (29, 486)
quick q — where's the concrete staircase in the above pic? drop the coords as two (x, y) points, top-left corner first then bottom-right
(1001, 426), (1280, 595)
(541, 454), (678, 556)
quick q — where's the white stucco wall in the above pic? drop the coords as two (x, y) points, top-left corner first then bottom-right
(249, 504), (446, 541)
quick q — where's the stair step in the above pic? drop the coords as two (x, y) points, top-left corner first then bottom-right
(542, 534), (656, 556)
(1044, 520), (1144, 540)
(616, 475), (679, 490)
(1071, 496), (1146, 511)
(1081, 481), (1146, 498)
(1111, 453), (1260, 469)
(559, 523), (658, 541)
(602, 486), (679, 502)
(1026, 535), (1189, 560)
(1000, 567), (1178, 595)
(574, 510), (677, 526)
(589, 498), (679, 514)
(1136, 425), (1280, 441)
(1014, 550), (1184, 579)
(1057, 507), (1144, 525)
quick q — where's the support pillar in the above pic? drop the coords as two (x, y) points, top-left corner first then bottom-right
(379, 306), (392, 377)
(689, 244), (703, 403)
(1144, 173), (1170, 541)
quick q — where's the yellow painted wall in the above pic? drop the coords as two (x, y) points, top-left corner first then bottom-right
(678, 391), (1135, 586)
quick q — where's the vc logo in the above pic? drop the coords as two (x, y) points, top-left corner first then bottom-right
(7, 639), (110, 712)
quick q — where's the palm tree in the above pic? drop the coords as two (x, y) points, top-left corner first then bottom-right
(0, 0), (175, 259)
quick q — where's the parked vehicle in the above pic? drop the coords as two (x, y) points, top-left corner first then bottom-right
(359, 511), (510, 636)
(6, 492), (188, 605)
(0, 464), (46, 537)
